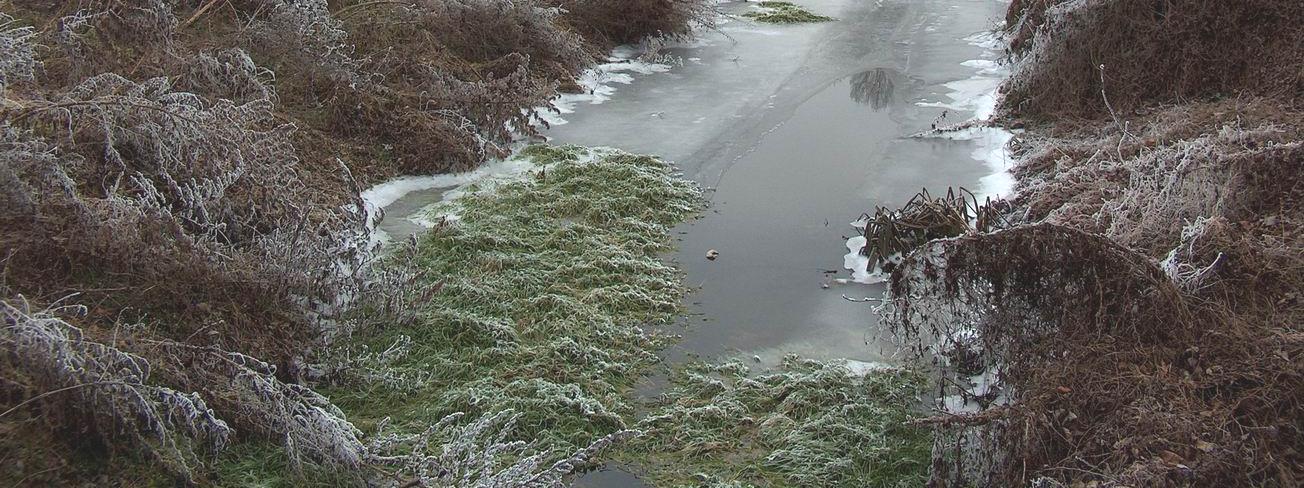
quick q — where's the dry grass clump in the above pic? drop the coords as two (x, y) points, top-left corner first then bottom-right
(0, 71), (359, 362)
(0, 65), (375, 483)
(878, 2), (1304, 479)
(1, 299), (233, 483)
(889, 224), (1302, 487)
(1011, 101), (1304, 308)
(0, 13), (36, 96)
(853, 187), (1004, 274)
(1001, 0), (1304, 120)
(880, 2), (1303, 485)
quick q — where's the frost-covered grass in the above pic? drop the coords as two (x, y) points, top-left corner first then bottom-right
(625, 356), (931, 487)
(743, 1), (835, 24)
(326, 145), (702, 470)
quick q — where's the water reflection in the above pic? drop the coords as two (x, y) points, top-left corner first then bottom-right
(849, 68), (895, 110)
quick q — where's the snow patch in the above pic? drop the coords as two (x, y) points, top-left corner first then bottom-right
(844, 359), (897, 377)
(842, 235), (889, 285)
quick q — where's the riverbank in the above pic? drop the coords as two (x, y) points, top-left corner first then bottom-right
(0, 1), (712, 485)
(871, 1), (1303, 485)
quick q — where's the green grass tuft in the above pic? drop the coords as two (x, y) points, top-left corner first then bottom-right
(743, 1), (835, 24)
(623, 356), (932, 487)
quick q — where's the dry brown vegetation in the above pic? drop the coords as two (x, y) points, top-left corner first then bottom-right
(0, 0), (708, 484)
(876, 1), (1303, 487)
(1001, 0), (1304, 121)
(855, 187), (1007, 273)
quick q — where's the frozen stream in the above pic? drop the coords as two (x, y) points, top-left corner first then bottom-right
(373, 0), (1011, 363)
(368, 0), (1014, 484)
(371, 0), (1013, 366)
(548, 0), (1014, 369)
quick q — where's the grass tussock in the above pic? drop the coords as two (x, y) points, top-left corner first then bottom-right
(852, 187), (1006, 274)
(743, 2), (834, 24)
(625, 357), (931, 487)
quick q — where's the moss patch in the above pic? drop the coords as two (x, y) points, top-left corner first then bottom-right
(743, 2), (835, 24)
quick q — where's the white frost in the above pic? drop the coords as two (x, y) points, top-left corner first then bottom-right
(841, 230), (900, 285)
(843, 359), (898, 377)
(913, 29), (1019, 202)
(842, 235), (887, 285)
(359, 157), (538, 246)
(536, 48), (672, 127)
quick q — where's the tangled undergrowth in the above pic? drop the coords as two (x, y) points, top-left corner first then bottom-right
(742, 2), (834, 24)
(868, 2), (1304, 486)
(625, 357), (930, 488)
(1001, 0), (1304, 120)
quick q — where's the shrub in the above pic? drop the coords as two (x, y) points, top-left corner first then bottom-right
(0, 13), (37, 96)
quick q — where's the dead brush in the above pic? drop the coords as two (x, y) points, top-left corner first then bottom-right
(0, 12), (37, 97)
(893, 99), (1304, 486)
(855, 187), (1005, 273)
(0, 0), (709, 483)
(27, 1), (182, 85)
(297, 1), (570, 175)
(884, 224), (1301, 486)
(545, 0), (715, 47)
(143, 341), (370, 474)
(1002, 0), (1304, 120)
(0, 297), (233, 483)
(408, 0), (590, 76)
(248, 0), (367, 86)
(0, 73), (366, 354)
